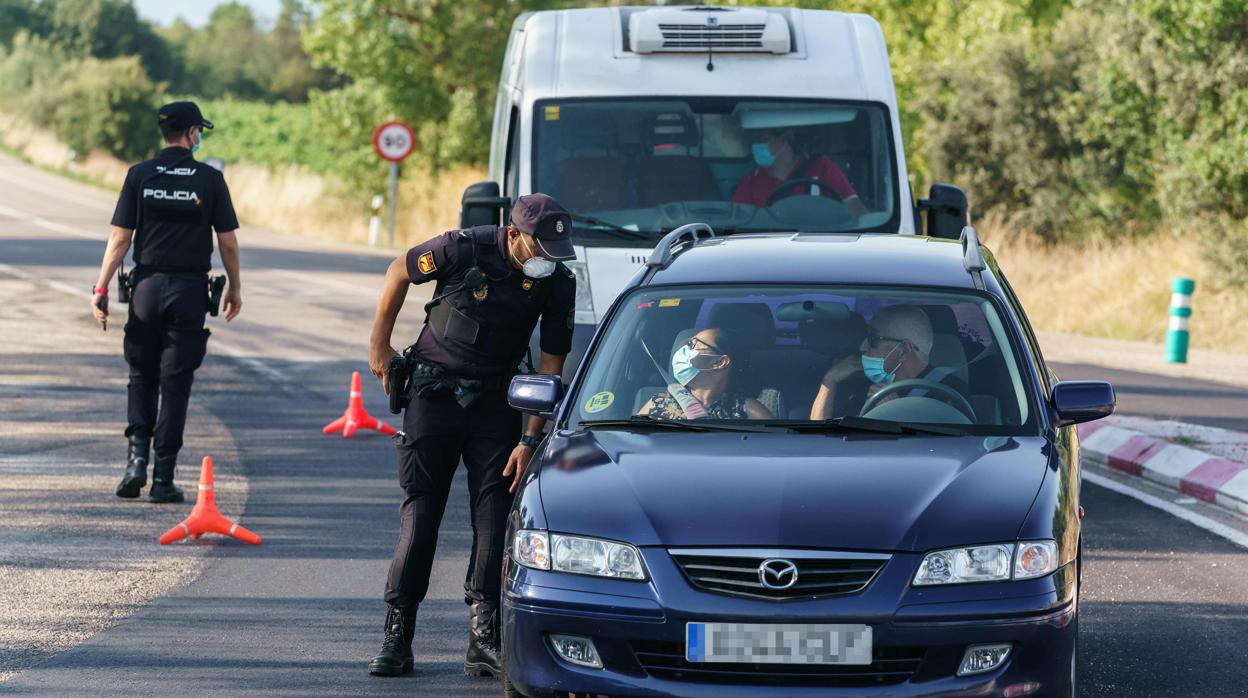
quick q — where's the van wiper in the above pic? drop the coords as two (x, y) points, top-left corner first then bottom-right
(579, 416), (775, 433)
(567, 213), (654, 240)
(773, 415), (967, 436)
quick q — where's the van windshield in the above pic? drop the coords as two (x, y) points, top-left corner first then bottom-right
(532, 98), (900, 242)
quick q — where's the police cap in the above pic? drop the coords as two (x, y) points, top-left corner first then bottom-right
(158, 101), (214, 131)
(510, 193), (574, 261)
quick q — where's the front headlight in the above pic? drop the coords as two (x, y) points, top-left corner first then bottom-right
(914, 544), (1014, 585)
(512, 529), (647, 580)
(913, 539), (1060, 586)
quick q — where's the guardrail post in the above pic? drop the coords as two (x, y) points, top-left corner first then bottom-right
(367, 194), (383, 247)
(1166, 276), (1195, 363)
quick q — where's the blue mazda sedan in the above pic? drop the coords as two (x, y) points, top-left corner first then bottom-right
(501, 226), (1114, 698)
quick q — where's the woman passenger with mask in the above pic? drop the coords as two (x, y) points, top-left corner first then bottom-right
(637, 328), (773, 420)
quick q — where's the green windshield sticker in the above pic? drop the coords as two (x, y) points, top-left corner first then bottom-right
(544, 105), (560, 121)
(584, 391), (615, 413)
(659, 298), (681, 307)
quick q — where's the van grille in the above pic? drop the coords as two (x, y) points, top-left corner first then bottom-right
(632, 640), (925, 686)
(670, 550), (888, 600)
(657, 24), (767, 49)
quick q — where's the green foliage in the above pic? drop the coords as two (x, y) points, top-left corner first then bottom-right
(46, 0), (177, 83)
(303, 0), (574, 170)
(26, 55), (163, 161)
(169, 1), (335, 102)
(192, 97), (333, 173)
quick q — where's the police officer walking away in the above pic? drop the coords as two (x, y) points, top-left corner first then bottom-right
(366, 194), (576, 678)
(90, 101), (242, 503)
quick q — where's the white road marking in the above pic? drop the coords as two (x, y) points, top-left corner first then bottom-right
(0, 261), (290, 383)
(1084, 471), (1248, 550)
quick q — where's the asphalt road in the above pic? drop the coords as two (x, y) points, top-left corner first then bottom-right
(1, 152), (1246, 696)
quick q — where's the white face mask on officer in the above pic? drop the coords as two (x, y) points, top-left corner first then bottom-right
(514, 232), (556, 278)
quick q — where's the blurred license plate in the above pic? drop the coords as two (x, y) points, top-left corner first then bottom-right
(686, 622), (872, 665)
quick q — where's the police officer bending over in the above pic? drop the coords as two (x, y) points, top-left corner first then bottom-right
(366, 194), (576, 678)
(91, 101), (242, 503)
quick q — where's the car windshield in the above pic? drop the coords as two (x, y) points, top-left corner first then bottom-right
(532, 98), (900, 242)
(568, 285), (1038, 435)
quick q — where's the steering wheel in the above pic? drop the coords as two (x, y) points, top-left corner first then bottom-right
(859, 378), (976, 422)
(765, 177), (844, 207)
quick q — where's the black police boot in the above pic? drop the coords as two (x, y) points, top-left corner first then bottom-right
(115, 436), (150, 499)
(148, 455), (185, 504)
(464, 601), (503, 678)
(368, 604), (416, 676)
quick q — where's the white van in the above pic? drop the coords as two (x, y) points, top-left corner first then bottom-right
(460, 5), (968, 352)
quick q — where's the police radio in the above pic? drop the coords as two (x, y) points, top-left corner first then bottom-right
(206, 275), (227, 316)
(116, 264), (133, 303)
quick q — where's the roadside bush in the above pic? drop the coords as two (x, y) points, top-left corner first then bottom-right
(25, 55), (162, 161)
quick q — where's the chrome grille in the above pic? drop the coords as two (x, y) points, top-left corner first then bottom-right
(657, 23), (767, 49)
(669, 549), (889, 600)
(632, 640), (925, 686)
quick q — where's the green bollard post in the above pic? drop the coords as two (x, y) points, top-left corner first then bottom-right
(1165, 277), (1195, 363)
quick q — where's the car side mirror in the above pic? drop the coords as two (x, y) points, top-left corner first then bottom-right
(917, 184), (969, 240)
(508, 374), (564, 418)
(1050, 381), (1116, 427)
(460, 181), (509, 228)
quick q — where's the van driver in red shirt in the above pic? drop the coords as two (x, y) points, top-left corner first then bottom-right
(732, 129), (868, 218)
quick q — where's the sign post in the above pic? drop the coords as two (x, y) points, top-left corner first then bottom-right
(372, 121), (415, 247)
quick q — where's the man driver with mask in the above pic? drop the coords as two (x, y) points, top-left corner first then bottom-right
(732, 128), (868, 218)
(809, 305), (969, 420)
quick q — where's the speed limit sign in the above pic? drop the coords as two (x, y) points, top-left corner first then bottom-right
(373, 121), (415, 162)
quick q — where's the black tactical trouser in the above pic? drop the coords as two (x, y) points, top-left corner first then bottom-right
(384, 388), (521, 609)
(123, 273), (210, 462)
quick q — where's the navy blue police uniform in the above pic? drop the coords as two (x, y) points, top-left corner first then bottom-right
(377, 195), (575, 677)
(112, 102), (237, 502)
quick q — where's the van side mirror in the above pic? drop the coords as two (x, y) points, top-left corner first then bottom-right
(460, 181), (509, 228)
(1050, 381), (1116, 427)
(917, 184), (969, 240)
(508, 374), (564, 418)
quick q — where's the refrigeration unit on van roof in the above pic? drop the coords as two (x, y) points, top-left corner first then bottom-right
(626, 6), (792, 54)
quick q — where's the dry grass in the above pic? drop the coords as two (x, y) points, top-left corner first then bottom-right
(979, 213), (1248, 352)
(0, 113), (483, 248)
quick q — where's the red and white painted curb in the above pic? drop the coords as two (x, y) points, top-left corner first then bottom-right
(1078, 421), (1248, 516)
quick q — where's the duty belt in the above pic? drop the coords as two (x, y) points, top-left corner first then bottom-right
(392, 349), (514, 411)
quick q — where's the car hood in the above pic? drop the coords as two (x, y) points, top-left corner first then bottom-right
(537, 430), (1053, 552)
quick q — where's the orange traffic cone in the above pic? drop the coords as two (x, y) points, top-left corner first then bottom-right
(159, 456), (261, 545)
(323, 371), (397, 438)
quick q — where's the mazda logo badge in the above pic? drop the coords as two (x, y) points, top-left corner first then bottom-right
(758, 558), (799, 590)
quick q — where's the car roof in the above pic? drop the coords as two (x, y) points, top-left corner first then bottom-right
(641, 233), (984, 290)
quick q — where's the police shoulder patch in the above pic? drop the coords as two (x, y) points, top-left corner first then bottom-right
(417, 251), (436, 275)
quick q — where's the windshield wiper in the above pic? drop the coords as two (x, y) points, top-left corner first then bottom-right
(567, 213), (655, 240)
(579, 415), (775, 433)
(772, 415), (968, 436)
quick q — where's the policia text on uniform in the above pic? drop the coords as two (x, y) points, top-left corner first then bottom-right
(366, 193), (577, 680)
(91, 101), (243, 504)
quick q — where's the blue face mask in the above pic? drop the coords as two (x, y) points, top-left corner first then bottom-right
(671, 344), (701, 385)
(751, 142), (775, 169)
(861, 343), (902, 385)
(191, 131), (202, 154)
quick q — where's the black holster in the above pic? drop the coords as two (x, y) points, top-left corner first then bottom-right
(206, 275), (226, 316)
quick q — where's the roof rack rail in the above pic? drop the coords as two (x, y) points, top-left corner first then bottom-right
(645, 223), (715, 272)
(959, 225), (986, 290)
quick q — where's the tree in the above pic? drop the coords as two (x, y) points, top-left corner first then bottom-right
(45, 0), (180, 83)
